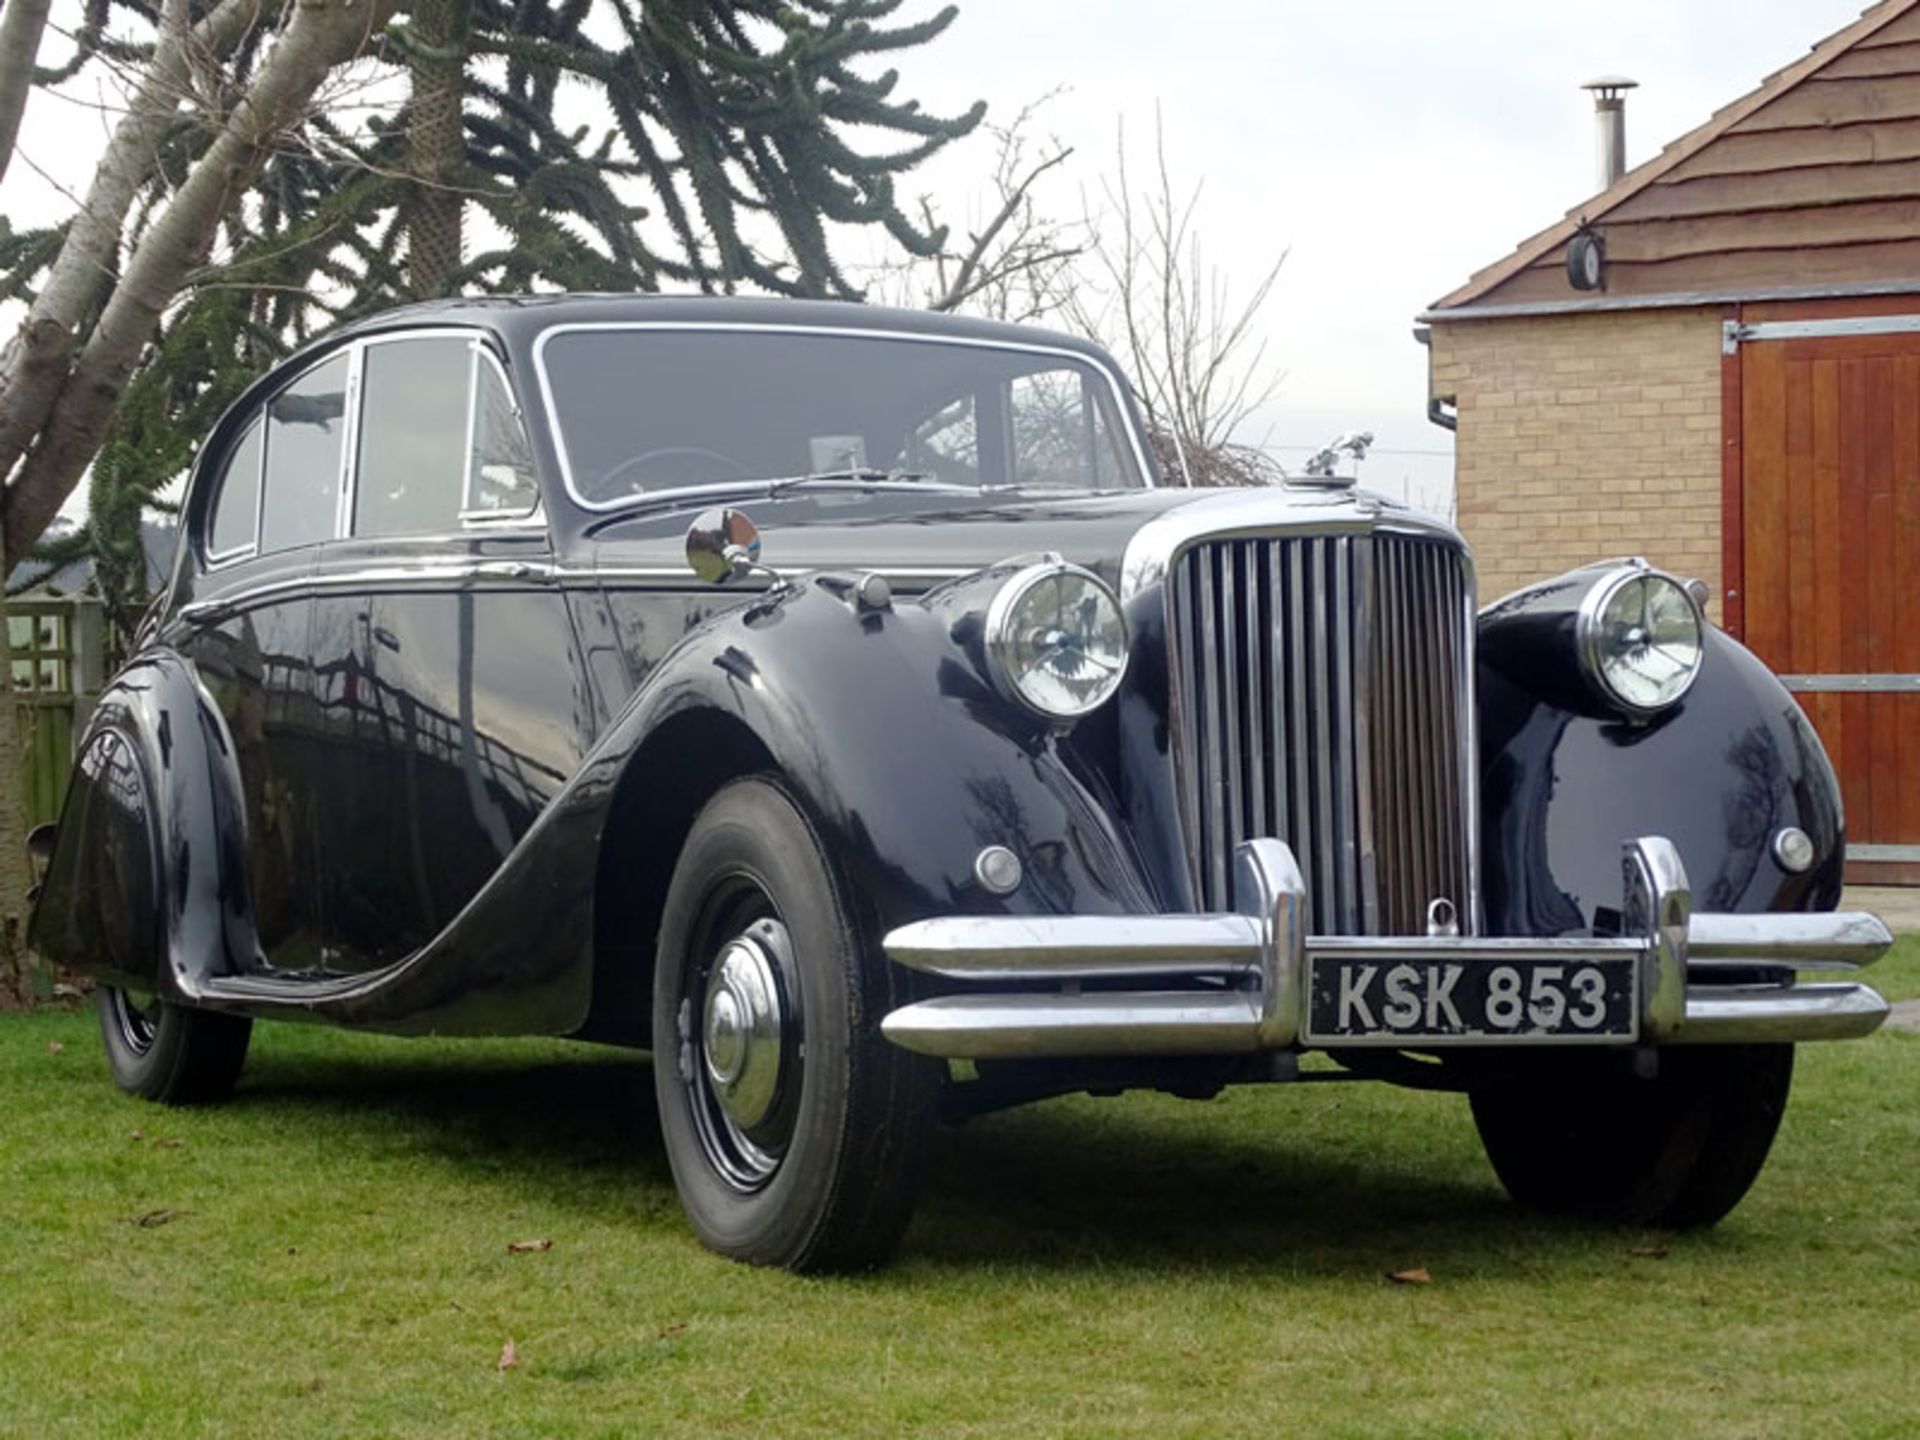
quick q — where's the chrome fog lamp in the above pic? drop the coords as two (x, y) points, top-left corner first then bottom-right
(1577, 566), (1704, 715)
(985, 560), (1129, 722)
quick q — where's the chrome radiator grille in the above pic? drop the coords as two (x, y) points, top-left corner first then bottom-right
(1167, 531), (1475, 934)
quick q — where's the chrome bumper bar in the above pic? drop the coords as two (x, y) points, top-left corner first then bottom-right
(880, 837), (1894, 1061)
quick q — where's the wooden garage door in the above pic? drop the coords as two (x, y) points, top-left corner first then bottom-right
(1735, 315), (1920, 883)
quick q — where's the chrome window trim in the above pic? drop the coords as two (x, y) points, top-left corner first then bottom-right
(333, 344), (364, 541)
(203, 326), (531, 576)
(593, 562), (975, 584)
(459, 342), (542, 525)
(351, 328), (536, 540)
(202, 348), (355, 574)
(179, 555), (974, 621)
(529, 320), (1159, 512)
(255, 347), (355, 560)
(347, 330), (461, 538)
(178, 555), (562, 622)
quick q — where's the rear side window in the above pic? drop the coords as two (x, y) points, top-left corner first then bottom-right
(261, 354), (350, 552)
(208, 418), (262, 559)
(355, 337), (471, 537)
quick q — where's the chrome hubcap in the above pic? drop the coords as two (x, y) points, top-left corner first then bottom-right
(682, 903), (800, 1195)
(108, 987), (159, 1055)
(701, 930), (785, 1129)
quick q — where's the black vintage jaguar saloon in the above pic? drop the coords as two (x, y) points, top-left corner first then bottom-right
(31, 296), (1894, 1270)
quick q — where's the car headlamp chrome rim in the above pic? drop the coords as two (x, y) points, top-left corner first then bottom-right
(1576, 565), (1705, 715)
(984, 560), (1130, 722)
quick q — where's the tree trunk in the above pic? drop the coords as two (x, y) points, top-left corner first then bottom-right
(0, 0), (53, 189)
(0, 0), (399, 572)
(0, 516), (32, 1005)
(406, 0), (468, 297)
(0, 0), (260, 508)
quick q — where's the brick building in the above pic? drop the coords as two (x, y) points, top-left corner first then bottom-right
(1424, 0), (1920, 879)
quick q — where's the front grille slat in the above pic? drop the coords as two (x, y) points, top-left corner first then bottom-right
(1243, 543), (1268, 848)
(1169, 530), (1474, 935)
(1286, 548), (1312, 914)
(1267, 543), (1288, 860)
(1220, 544), (1244, 866)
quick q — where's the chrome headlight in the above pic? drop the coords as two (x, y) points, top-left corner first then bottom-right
(1577, 566), (1704, 714)
(984, 560), (1129, 721)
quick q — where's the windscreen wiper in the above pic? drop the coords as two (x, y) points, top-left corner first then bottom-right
(762, 467), (937, 496)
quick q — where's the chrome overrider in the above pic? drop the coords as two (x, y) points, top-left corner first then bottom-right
(878, 837), (1893, 1060)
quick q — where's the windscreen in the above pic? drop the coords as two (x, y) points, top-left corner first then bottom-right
(538, 328), (1146, 504)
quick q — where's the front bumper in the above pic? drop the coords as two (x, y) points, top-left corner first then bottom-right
(879, 837), (1893, 1061)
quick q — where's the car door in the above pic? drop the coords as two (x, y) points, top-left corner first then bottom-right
(309, 330), (590, 974)
(179, 350), (353, 974)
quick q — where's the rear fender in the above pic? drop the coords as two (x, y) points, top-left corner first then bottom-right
(28, 651), (255, 995)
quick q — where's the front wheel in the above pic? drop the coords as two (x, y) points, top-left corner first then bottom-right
(652, 777), (937, 1271)
(98, 987), (253, 1105)
(1469, 1044), (1794, 1228)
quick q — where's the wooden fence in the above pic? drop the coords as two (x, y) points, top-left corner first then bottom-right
(9, 599), (108, 828)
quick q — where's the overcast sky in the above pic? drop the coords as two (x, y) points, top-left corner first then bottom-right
(1, 0), (1876, 514)
(879, 0), (1872, 507)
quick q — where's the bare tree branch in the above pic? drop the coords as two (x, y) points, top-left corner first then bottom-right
(1068, 107), (1285, 484)
(871, 92), (1087, 325)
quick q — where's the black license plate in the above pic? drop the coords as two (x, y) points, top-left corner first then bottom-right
(1304, 955), (1639, 1046)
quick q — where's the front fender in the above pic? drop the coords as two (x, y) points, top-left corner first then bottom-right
(1478, 619), (1844, 937)
(607, 578), (1156, 933)
(28, 651), (255, 995)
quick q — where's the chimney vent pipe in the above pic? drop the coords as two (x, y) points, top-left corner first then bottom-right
(1582, 75), (1639, 190)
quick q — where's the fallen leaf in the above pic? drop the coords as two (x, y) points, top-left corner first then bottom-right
(659, 1322), (687, 1339)
(498, 1338), (519, 1372)
(152, 1138), (185, 1149)
(46, 1041), (64, 1054)
(127, 1209), (182, 1229)
(1387, 1268), (1432, 1285)
(506, 1238), (552, 1255)
(1628, 1246), (1671, 1261)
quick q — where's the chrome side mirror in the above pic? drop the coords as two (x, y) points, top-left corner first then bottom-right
(686, 507), (763, 585)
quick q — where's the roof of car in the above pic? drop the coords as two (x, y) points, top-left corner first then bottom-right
(329, 293), (1114, 361)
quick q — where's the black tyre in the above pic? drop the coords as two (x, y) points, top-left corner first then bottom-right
(98, 987), (253, 1105)
(1470, 1045), (1793, 1228)
(652, 777), (938, 1271)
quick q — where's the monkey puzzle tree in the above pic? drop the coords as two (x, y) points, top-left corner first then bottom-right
(0, 0), (982, 997)
(1, 0), (982, 588)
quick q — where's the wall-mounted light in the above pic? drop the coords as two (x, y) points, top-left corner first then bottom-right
(1567, 222), (1607, 293)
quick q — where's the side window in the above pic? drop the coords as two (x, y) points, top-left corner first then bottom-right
(208, 417), (263, 560)
(466, 356), (539, 518)
(354, 337), (470, 537)
(261, 353), (350, 552)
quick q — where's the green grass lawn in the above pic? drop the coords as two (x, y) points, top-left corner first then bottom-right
(3, 943), (1917, 1439)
